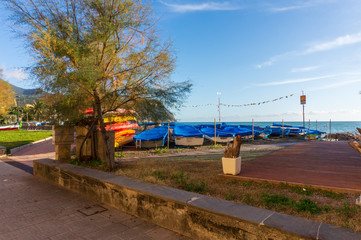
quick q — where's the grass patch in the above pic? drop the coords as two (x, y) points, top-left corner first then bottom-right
(295, 198), (322, 214)
(109, 150), (361, 232)
(0, 129), (52, 153)
(155, 147), (169, 154)
(210, 144), (224, 149)
(262, 193), (295, 207)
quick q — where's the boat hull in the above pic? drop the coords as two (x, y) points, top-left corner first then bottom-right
(204, 135), (233, 143)
(135, 139), (164, 148)
(175, 136), (204, 146)
(0, 125), (19, 131)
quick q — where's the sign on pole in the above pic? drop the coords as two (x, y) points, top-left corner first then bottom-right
(300, 95), (306, 105)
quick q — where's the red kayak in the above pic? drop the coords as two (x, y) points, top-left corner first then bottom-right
(0, 125), (19, 131)
(105, 122), (139, 131)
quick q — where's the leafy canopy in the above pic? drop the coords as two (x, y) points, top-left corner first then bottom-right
(5, 0), (191, 123)
(0, 70), (15, 117)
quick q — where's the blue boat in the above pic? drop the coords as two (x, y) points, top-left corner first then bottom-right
(134, 127), (168, 148)
(266, 126), (291, 137)
(272, 123), (326, 138)
(239, 125), (271, 139)
(221, 126), (253, 137)
(173, 125), (204, 146)
(200, 127), (235, 143)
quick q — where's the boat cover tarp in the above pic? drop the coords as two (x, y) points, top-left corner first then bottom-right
(200, 127), (234, 137)
(222, 126), (253, 137)
(134, 127), (168, 145)
(174, 125), (203, 137)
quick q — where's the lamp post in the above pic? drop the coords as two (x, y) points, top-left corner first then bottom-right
(16, 95), (19, 122)
(217, 92), (221, 122)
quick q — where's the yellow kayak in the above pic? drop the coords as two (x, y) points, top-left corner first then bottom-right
(104, 116), (137, 123)
(115, 129), (136, 138)
(115, 135), (134, 147)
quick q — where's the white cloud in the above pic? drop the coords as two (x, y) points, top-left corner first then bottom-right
(305, 32), (361, 54)
(160, 1), (241, 13)
(291, 66), (320, 73)
(257, 32), (361, 68)
(268, 0), (332, 12)
(270, 5), (307, 12)
(3, 68), (28, 81)
(257, 75), (332, 86)
(312, 78), (361, 90)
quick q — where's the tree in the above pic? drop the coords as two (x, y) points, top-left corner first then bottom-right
(5, 0), (192, 169)
(0, 70), (15, 118)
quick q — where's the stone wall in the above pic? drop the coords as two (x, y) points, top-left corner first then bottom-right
(33, 159), (361, 240)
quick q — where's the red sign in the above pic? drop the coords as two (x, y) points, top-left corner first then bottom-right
(300, 95), (306, 105)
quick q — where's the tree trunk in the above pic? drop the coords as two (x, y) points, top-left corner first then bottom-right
(94, 93), (113, 170)
(78, 117), (97, 162)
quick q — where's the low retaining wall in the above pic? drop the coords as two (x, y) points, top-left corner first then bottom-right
(33, 159), (361, 240)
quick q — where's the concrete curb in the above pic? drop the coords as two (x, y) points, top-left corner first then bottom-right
(34, 159), (361, 240)
(10, 137), (53, 155)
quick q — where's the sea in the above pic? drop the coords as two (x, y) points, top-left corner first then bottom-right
(179, 121), (361, 134)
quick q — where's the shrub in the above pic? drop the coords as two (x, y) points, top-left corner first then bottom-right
(296, 198), (322, 214)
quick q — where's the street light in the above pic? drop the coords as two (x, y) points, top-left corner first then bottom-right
(217, 92), (221, 122)
(15, 95), (20, 122)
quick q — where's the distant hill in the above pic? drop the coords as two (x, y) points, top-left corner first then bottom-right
(10, 84), (41, 106)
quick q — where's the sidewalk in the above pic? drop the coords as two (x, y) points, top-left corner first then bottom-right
(1, 142), (188, 239)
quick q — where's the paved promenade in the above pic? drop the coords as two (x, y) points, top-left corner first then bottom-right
(1, 141), (188, 240)
(239, 141), (361, 192)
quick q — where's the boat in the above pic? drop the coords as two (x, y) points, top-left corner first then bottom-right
(238, 125), (272, 139)
(114, 129), (136, 148)
(105, 121), (139, 131)
(221, 126), (253, 137)
(0, 123), (19, 131)
(133, 127), (168, 148)
(200, 127), (234, 143)
(173, 125), (204, 146)
(85, 108), (139, 147)
(266, 125), (291, 137)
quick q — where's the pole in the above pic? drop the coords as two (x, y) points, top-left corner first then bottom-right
(16, 96), (19, 122)
(302, 90), (305, 134)
(308, 119), (310, 133)
(217, 92), (221, 122)
(282, 119), (284, 138)
(167, 120), (170, 149)
(252, 119), (254, 142)
(316, 120), (318, 131)
(214, 118), (217, 146)
(329, 119), (331, 139)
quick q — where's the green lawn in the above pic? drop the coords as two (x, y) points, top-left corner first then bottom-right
(0, 130), (52, 153)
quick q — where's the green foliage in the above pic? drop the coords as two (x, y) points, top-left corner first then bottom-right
(115, 152), (126, 158)
(0, 130), (51, 153)
(226, 191), (236, 201)
(152, 171), (168, 180)
(319, 190), (344, 200)
(244, 193), (255, 205)
(227, 180), (237, 186)
(68, 158), (106, 169)
(242, 181), (253, 187)
(262, 194), (295, 207)
(337, 202), (360, 218)
(295, 198), (322, 214)
(171, 169), (207, 193)
(210, 144), (223, 149)
(0, 76), (14, 117)
(5, 0), (192, 124)
(155, 147), (168, 154)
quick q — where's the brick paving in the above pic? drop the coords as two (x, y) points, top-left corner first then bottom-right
(239, 141), (361, 192)
(1, 141), (189, 240)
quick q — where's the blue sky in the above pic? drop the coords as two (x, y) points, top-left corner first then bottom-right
(1, 0), (361, 122)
